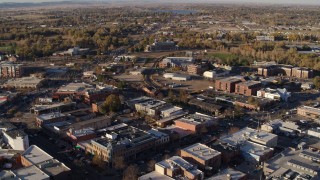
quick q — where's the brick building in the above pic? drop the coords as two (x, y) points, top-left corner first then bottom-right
(187, 64), (207, 75)
(174, 113), (218, 133)
(0, 61), (24, 78)
(258, 65), (313, 79)
(180, 143), (221, 169)
(235, 81), (261, 96)
(215, 77), (242, 93)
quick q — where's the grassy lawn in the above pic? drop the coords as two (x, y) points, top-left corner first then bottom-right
(206, 52), (254, 66)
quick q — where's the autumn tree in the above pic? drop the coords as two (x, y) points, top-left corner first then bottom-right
(113, 155), (126, 170)
(313, 76), (320, 89)
(123, 165), (139, 180)
(99, 94), (122, 114)
(147, 160), (156, 172)
(92, 154), (105, 169)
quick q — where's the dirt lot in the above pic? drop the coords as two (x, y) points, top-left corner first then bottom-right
(153, 74), (214, 92)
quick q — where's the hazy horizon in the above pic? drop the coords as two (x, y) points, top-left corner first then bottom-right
(1, 0), (320, 5)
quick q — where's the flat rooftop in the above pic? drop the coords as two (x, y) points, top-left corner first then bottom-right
(57, 82), (93, 92)
(32, 102), (75, 111)
(3, 77), (43, 86)
(217, 77), (242, 83)
(182, 143), (221, 161)
(240, 141), (273, 157)
(137, 99), (166, 109)
(37, 112), (66, 121)
(139, 171), (174, 180)
(13, 165), (49, 180)
(157, 156), (194, 170)
(236, 80), (261, 87)
(147, 129), (168, 138)
(265, 148), (320, 176)
(37, 159), (70, 177)
(221, 127), (277, 147)
(298, 106), (320, 114)
(72, 127), (95, 137)
(0, 170), (19, 180)
(22, 145), (53, 165)
(176, 113), (216, 125)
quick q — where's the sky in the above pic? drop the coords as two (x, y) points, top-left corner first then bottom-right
(0, 0), (319, 5)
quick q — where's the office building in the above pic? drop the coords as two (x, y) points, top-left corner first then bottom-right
(180, 143), (221, 169)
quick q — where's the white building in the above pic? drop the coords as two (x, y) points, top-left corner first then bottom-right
(257, 88), (291, 102)
(2, 130), (29, 151)
(307, 128), (320, 139)
(155, 156), (204, 180)
(160, 106), (184, 118)
(203, 70), (229, 79)
(13, 165), (50, 180)
(221, 127), (278, 148)
(163, 73), (191, 81)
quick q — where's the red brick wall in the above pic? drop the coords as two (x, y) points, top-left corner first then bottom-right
(175, 120), (198, 133)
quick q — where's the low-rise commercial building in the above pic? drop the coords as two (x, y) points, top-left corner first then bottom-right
(80, 124), (156, 166)
(297, 106), (320, 120)
(3, 129), (29, 151)
(163, 73), (191, 81)
(147, 129), (170, 146)
(264, 148), (320, 179)
(135, 99), (166, 116)
(36, 112), (67, 127)
(13, 165), (50, 180)
(307, 128), (320, 139)
(203, 70), (229, 79)
(174, 113), (218, 133)
(180, 143), (221, 169)
(2, 77), (45, 89)
(21, 145), (54, 167)
(67, 127), (96, 143)
(257, 88), (291, 102)
(36, 159), (71, 180)
(20, 145), (71, 179)
(159, 57), (194, 70)
(30, 102), (76, 115)
(220, 127), (277, 163)
(221, 127), (278, 148)
(155, 156), (204, 180)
